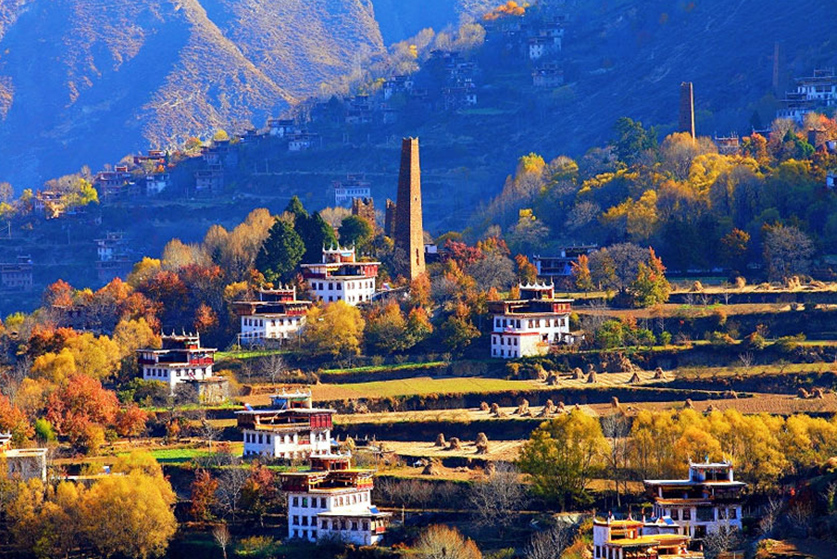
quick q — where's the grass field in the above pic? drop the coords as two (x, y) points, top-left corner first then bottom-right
(320, 361), (448, 375)
(215, 348), (286, 362)
(309, 377), (544, 401)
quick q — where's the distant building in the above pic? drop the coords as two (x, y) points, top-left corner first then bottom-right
(351, 197), (377, 230)
(280, 454), (391, 545)
(714, 133), (740, 155)
(237, 391), (334, 459)
(778, 69), (837, 123)
(300, 246), (379, 306)
(532, 245), (597, 278)
(194, 167), (224, 193)
(137, 332), (217, 393)
(644, 461), (746, 541)
(232, 287), (312, 345)
(34, 191), (65, 219)
(145, 173), (171, 196)
(0, 255), (33, 292)
(592, 517), (700, 559)
(827, 170), (836, 189)
(94, 232), (131, 284)
(268, 118), (296, 137)
(333, 174), (372, 207)
(4, 448), (48, 482)
(533, 63), (564, 87)
(488, 283), (573, 359)
(288, 132), (319, 152)
(96, 165), (139, 199)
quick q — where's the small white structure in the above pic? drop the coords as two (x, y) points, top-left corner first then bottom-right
(4, 448), (48, 482)
(237, 391), (334, 459)
(644, 461), (746, 541)
(489, 283), (572, 359)
(233, 287), (311, 344)
(301, 246), (379, 306)
(281, 455), (391, 545)
(137, 332), (216, 393)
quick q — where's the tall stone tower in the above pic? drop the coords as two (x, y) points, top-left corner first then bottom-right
(394, 137), (425, 280)
(679, 82), (695, 139)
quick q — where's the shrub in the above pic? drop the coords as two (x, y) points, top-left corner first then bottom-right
(596, 320), (624, 349)
(709, 331), (735, 346)
(658, 331), (672, 346)
(775, 333), (805, 353)
(745, 331), (766, 350)
(34, 418), (56, 443)
(235, 536), (279, 558)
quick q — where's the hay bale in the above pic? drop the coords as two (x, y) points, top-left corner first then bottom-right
(546, 372), (561, 386)
(490, 403), (501, 415)
(734, 276), (746, 289)
(684, 399), (695, 409)
(515, 399), (530, 415)
(475, 433), (489, 454)
(435, 433), (446, 447)
(705, 404), (717, 413)
(479, 401), (490, 412)
(653, 367), (666, 380)
(587, 371), (598, 383)
(571, 367), (583, 380)
(691, 280), (704, 292)
(611, 397), (621, 409)
(628, 372), (642, 384)
(422, 460), (441, 476)
(538, 399), (557, 417)
(556, 401), (566, 412)
(723, 390), (739, 399)
(447, 437), (462, 451)
(586, 363), (596, 374)
(485, 462), (497, 476)
(812, 388), (825, 399)
(798, 388), (811, 399)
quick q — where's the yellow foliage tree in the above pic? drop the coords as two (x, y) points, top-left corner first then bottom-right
(302, 301), (365, 359)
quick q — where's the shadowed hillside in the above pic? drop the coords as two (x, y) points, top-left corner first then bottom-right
(0, 0), (387, 189)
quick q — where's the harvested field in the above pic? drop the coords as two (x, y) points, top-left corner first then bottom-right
(379, 439), (525, 462)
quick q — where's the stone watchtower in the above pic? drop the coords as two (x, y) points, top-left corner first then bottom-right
(394, 137), (425, 280)
(679, 82), (695, 139)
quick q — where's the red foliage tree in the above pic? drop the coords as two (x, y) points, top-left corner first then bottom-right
(46, 374), (119, 452)
(190, 469), (219, 522)
(114, 404), (148, 440)
(0, 394), (33, 444)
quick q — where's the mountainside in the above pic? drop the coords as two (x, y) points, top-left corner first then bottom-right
(0, 0), (386, 190)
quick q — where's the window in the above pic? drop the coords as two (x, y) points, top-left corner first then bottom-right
(682, 508), (691, 520)
(321, 520), (327, 529)
(302, 497), (308, 508)
(302, 516), (308, 526)
(729, 508), (737, 519)
(363, 521), (369, 531)
(328, 282), (333, 290)
(293, 515), (300, 525)
(352, 521), (359, 531)
(320, 498), (326, 508)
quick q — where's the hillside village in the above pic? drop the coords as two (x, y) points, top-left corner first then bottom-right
(3, 2), (837, 559)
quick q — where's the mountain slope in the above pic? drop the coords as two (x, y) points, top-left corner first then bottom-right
(0, 0), (385, 189)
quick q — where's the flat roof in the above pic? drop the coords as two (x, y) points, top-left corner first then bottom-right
(317, 510), (392, 518)
(644, 480), (745, 487)
(607, 534), (690, 548)
(4, 448), (48, 457)
(236, 407), (336, 415)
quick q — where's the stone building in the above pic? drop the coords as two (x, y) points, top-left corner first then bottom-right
(351, 197), (377, 231)
(137, 332), (217, 393)
(281, 454), (390, 545)
(393, 137), (425, 280)
(679, 82), (695, 139)
(300, 246), (379, 306)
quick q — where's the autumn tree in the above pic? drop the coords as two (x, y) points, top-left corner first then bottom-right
(518, 409), (607, 509)
(46, 374), (120, 454)
(440, 303), (481, 354)
(515, 254), (539, 285)
(415, 525), (482, 559)
(468, 463), (524, 533)
(365, 302), (409, 353)
(301, 301), (365, 360)
(719, 229), (750, 271)
(631, 248), (671, 307)
(241, 463), (279, 527)
(763, 224), (815, 281)
(82, 461), (177, 559)
(0, 394), (33, 445)
(191, 469), (219, 522)
(254, 219), (305, 283)
(571, 254), (593, 293)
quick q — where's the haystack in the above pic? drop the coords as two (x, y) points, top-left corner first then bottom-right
(435, 433), (446, 447)
(653, 367), (667, 380)
(490, 403), (501, 415)
(684, 399), (695, 409)
(723, 390), (739, 399)
(447, 437), (462, 451)
(587, 371), (598, 383)
(515, 399), (530, 415)
(798, 388), (811, 399)
(475, 433), (489, 454)
(611, 397), (621, 410)
(546, 372), (560, 386)
(629, 372), (642, 384)
(586, 363), (596, 375)
(571, 367), (583, 380)
(812, 387), (825, 399)
(485, 462), (497, 476)
(556, 401), (566, 412)
(422, 460), (441, 476)
(705, 405), (717, 413)
(480, 401), (490, 412)
(538, 399), (557, 417)
(691, 280), (704, 292)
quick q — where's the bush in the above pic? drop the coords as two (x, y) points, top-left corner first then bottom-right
(745, 331), (766, 350)
(596, 320), (624, 349)
(658, 331), (672, 346)
(235, 536), (279, 558)
(34, 418), (56, 443)
(775, 333), (805, 353)
(709, 331), (735, 346)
